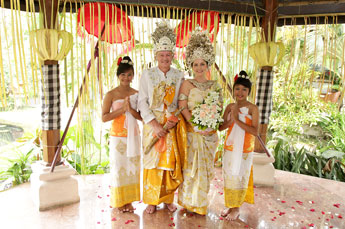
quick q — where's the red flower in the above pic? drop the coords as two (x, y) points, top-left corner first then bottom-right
(311, 201), (315, 204)
(310, 209), (315, 212)
(308, 223), (314, 227)
(330, 226), (333, 228)
(321, 211), (325, 215)
(219, 217), (224, 220)
(117, 57), (123, 66)
(107, 194), (110, 197)
(270, 211), (274, 213)
(291, 206), (295, 209)
(271, 218), (275, 221)
(338, 214), (343, 219)
(333, 203), (340, 208)
(301, 227), (306, 229)
(281, 200), (286, 203)
(97, 222), (100, 224)
(111, 217), (116, 221)
(170, 217), (174, 221)
(245, 225), (249, 227)
(234, 74), (238, 82)
(326, 218), (330, 221)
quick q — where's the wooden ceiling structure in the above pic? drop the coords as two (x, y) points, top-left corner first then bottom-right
(2, 0), (345, 25)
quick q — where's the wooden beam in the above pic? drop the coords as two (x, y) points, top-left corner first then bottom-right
(261, 0), (278, 42)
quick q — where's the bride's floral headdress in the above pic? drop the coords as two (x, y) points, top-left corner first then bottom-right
(185, 26), (215, 68)
(151, 20), (176, 54)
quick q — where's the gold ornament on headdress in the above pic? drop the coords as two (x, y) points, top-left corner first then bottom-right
(185, 26), (215, 68)
(151, 20), (176, 53)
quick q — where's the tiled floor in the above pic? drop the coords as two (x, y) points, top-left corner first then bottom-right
(1, 168), (344, 229)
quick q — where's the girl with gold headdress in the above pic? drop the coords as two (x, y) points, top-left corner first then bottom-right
(177, 27), (223, 215)
(219, 70), (259, 220)
(102, 56), (142, 213)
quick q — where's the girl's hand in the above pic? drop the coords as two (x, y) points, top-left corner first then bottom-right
(231, 104), (239, 121)
(122, 97), (130, 113)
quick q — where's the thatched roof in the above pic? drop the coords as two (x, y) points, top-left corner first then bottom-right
(2, 0), (345, 24)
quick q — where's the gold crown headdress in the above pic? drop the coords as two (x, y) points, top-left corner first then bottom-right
(151, 20), (176, 53)
(185, 26), (215, 68)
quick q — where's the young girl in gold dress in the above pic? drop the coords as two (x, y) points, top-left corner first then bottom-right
(219, 70), (259, 220)
(102, 56), (142, 212)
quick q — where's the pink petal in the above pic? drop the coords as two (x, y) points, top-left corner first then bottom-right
(291, 206), (295, 209)
(111, 218), (116, 221)
(107, 195), (110, 197)
(333, 203), (340, 208)
(303, 188), (308, 191)
(270, 211), (275, 213)
(301, 227), (307, 229)
(279, 212), (286, 216)
(331, 215), (334, 219)
(274, 217), (277, 219)
(219, 217), (224, 220)
(97, 222), (100, 224)
(310, 209), (315, 212)
(296, 200), (303, 205)
(139, 200), (143, 203)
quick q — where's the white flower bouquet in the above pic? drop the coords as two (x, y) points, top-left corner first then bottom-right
(190, 90), (223, 130)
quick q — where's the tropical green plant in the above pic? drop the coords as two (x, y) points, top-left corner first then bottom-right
(0, 130), (41, 189)
(273, 138), (345, 181)
(316, 109), (345, 154)
(60, 123), (110, 175)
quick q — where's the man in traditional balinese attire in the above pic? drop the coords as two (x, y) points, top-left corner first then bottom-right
(138, 21), (184, 214)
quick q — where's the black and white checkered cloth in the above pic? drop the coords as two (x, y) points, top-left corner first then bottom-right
(41, 65), (61, 130)
(255, 69), (273, 124)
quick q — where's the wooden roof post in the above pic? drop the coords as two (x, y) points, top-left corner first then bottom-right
(39, 0), (61, 165)
(254, 0), (278, 153)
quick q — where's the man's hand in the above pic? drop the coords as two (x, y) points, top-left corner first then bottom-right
(164, 120), (177, 129)
(149, 119), (168, 138)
